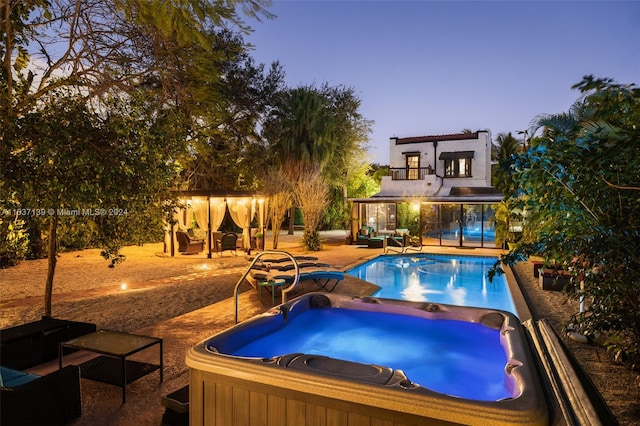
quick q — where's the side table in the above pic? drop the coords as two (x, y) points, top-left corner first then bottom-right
(59, 330), (163, 403)
(258, 279), (286, 305)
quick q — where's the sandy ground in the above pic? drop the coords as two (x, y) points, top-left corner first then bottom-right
(1, 230), (638, 425)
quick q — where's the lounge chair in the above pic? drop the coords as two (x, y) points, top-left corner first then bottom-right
(251, 255), (319, 263)
(253, 260), (330, 272)
(250, 266), (344, 293)
(217, 233), (238, 256)
(176, 231), (204, 254)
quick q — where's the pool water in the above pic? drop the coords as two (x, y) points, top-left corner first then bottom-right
(219, 307), (512, 401)
(347, 254), (517, 315)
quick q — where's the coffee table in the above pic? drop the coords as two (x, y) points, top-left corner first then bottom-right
(59, 330), (163, 403)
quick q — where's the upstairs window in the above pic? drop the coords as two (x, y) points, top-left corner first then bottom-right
(440, 151), (474, 177)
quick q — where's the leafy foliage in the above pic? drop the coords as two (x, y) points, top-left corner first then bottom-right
(493, 76), (640, 362)
(0, 216), (29, 268)
(263, 85), (372, 245)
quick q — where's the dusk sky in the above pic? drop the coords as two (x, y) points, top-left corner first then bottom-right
(245, 0), (640, 164)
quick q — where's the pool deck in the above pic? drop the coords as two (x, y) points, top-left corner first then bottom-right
(30, 233), (518, 425)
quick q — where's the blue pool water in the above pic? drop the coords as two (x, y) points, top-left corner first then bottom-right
(347, 254), (517, 315)
(219, 307), (512, 401)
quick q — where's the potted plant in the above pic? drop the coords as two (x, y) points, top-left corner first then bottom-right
(491, 200), (524, 250)
(255, 232), (263, 250)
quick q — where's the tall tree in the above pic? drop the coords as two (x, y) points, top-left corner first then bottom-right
(259, 166), (292, 249)
(492, 132), (522, 195)
(1, 0), (272, 314)
(183, 32), (285, 191)
(319, 84), (372, 229)
(493, 76), (640, 362)
(263, 86), (336, 248)
(263, 85), (371, 246)
(1, 0), (273, 118)
(3, 92), (184, 315)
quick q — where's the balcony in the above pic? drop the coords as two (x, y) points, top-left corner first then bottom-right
(388, 167), (435, 180)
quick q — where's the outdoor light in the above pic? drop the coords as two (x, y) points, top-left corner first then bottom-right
(120, 282), (127, 291)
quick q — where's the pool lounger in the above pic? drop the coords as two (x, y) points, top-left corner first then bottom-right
(250, 267), (344, 292)
(249, 255), (319, 263)
(252, 261), (330, 272)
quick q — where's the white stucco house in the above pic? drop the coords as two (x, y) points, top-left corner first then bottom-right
(351, 131), (503, 248)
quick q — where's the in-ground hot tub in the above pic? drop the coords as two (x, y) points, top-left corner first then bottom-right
(186, 293), (548, 425)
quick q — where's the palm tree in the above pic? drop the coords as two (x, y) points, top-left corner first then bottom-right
(268, 87), (336, 179)
(492, 132), (522, 195)
(263, 87), (337, 248)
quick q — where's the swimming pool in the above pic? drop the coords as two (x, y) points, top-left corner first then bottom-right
(347, 254), (517, 315)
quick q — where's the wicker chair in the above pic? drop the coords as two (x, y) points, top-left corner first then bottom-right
(176, 231), (204, 254)
(217, 233), (238, 256)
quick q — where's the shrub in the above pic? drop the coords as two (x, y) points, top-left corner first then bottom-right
(0, 217), (29, 268)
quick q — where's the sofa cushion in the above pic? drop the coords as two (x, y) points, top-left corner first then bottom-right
(0, 366), (41, 387)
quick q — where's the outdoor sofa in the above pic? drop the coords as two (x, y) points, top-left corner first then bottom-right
(0, 316), (96, 370)
(1, 365), (82, 425)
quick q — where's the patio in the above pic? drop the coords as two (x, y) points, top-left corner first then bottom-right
(0, 231), (636, 425)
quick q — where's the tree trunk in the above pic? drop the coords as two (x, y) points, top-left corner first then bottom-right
(288, 206), (295, 235)
(44, 214), (58, 317)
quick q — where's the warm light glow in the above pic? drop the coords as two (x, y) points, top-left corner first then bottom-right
(120, 283), (127, 291)
(412, 203), (419, 212)
(199, 263), (209, 271)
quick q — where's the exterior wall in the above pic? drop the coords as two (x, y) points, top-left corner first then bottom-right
(379, 174), (441, 197)
(387, 131), (492, 192)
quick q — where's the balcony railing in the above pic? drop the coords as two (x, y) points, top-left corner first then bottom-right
(388, 167), (435, 180)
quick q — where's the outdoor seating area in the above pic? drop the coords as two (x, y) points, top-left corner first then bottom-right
(355, 227), (414, 250)
(0, 317), (96, 425)
(0, 233), (632, 425)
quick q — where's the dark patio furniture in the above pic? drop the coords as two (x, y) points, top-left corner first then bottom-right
(367, 237), (385, 248)
(355, 225), (376, 245)
(0, 316), (96, 370)
(1, 365), (82, 426)
(176, 231), (204, 254)
(539, 268), (573, 292)
(216, 233), (238, 256)
(59, 329), (163, 404)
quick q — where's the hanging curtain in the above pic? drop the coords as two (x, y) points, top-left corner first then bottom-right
(227, 198), (252, 249)
(192, 197), (209, 231)
(258, 198), (266, 230)
(174, 202), (191, 230)
(209, 198), (226, 231)
(191, 197), (210, 253)
(169, 199), (191, 256)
